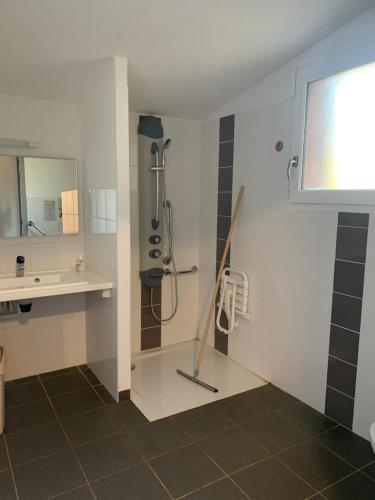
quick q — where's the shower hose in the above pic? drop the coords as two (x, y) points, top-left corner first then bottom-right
(150, 171), (179, 323)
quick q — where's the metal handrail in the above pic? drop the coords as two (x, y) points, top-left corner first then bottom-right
(164, 265), (198, 276)
(28, 220), (47, 236)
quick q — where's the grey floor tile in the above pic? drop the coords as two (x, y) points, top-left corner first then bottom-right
(107, 400), (148, 430)
(231, 457), (314, 500)
(51, 387), (104, 418)
(5, 375), (38, 386)
(0, 469), (17, 499)
(51, 486), (94, 499)
(150, 443), (223, 498)
(92, 463), (170, 500)
(200, 427), (269, 474)
(219, 390), (273, 424)
(278, 440), (354, 490)
(278, 403), (337, 437)
(174, 402), (233, 440)
(184, 478), (247, 499)
(14, 450), (85, 500)
(252, 384), (299, 411)
(0, 434), (9, 471)
(5, 399), (56, 434)
(80, 367), (100, 386)
(6, 421), (69, 466)
(5, 380), (45, 408)
(128, 417), (191, 459)
(322, 471), (375, 499)
(40, 367), (79, 379)
(317, 426), (374, 468)
(94, 385), (116, 404)
(75, 433), (142, 481)
(242, 412), (309, 453)
(62, 407), (124, 446)
(361, 461), (375, 480)
(43, 372), (90, 397)
(62, 401), (146, 446)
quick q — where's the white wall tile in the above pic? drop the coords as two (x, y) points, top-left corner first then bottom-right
(130, 166), (138, 191)
(360, 300), (375, 339)
(356, 367), (375, 410)
(357, 334), (375, 376)
(105, 189), (117, 221)
(353, 400), (375, 441)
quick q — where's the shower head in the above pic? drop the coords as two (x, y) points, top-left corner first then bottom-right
(161, 138), (172, 166)
(163, 138), (172, 150)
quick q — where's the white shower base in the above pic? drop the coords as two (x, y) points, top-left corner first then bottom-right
(131, 340), (266, 421)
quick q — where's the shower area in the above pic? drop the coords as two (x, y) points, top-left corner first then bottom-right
(129, 114), (264, 421)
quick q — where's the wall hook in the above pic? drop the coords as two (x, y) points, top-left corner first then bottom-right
(287, 156), (299, 180)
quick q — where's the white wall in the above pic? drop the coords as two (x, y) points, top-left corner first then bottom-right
(200, 7), (375, 439)
(129, 112), (201, 352)
(208, 8), (375, 120)
(230, 101), (336, 411)
(0, 94), (86, 380)
(83, 58), (130, 398)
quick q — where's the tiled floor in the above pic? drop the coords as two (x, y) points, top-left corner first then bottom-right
(1, 369), (375, 499)
(131, 340), (266, 421)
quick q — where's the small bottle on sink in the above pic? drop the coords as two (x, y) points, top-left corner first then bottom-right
(76, 254), (86, 272)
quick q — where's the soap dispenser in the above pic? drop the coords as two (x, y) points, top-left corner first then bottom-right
(76, 254), (86, 272)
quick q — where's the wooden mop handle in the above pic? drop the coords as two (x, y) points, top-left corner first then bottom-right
(195, 185), (245, 374)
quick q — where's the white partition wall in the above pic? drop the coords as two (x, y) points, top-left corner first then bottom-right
(83, 58), (130, 399)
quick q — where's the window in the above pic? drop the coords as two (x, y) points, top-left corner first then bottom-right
(290, 44), (375, 204)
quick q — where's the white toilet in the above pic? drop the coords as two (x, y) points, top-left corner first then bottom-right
(370, 422), (375, 453)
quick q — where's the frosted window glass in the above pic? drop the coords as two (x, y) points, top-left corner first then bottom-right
(303, 61), (375, 190)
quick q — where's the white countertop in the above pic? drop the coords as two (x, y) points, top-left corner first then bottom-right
(0, 268), (113, 302)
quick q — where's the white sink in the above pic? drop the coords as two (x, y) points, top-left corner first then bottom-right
(0, 269), (112, 302)
(0, 274), (59, 289)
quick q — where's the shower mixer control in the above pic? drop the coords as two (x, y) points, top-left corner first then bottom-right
(149, 235), (161, 245)
(149, 249), (162, 259)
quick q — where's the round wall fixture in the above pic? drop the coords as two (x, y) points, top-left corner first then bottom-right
(149, 249), (161, 259)
(149, 235), (161, 245)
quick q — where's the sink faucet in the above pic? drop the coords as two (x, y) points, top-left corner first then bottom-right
(16, 256), (25, 277)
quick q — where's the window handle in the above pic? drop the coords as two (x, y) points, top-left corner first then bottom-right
(287, 156), (299, 180)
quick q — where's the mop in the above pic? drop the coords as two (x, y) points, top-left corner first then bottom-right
(177, 185), (245, 392)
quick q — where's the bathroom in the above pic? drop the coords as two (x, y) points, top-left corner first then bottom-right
(1, 2), (375, 499)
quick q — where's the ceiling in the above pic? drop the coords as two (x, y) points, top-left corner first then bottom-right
(0, 0), (373, 119)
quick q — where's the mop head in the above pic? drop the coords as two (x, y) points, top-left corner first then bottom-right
(176, 369), (218, 393)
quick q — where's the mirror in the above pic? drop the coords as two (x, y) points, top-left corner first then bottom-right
(0, 155), (79, 237)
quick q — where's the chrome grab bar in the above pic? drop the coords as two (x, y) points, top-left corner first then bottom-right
(150, 165), (166, 227)
(28, 220), (47, 236)
(164, 265), (198, 276)
(163, 200), (172, 265)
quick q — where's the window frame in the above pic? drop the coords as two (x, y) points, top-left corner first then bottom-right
(289, 42), (375, 205)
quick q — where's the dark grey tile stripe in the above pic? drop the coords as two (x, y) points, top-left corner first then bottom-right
(141, 284), (161, 351)
(215, 115), (235, 355)
(325, 212), (369, 428)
